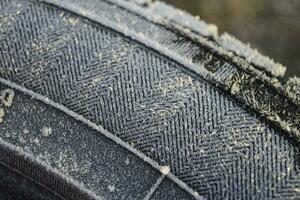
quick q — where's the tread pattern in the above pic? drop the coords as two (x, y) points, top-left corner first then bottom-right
(0, 0), (300, 199)
(0, 84), (170, 200)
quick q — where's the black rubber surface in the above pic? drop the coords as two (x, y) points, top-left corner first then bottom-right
(0, 0), (299, 199)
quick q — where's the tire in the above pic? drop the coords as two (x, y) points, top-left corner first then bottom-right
(0, 0), (299, 199)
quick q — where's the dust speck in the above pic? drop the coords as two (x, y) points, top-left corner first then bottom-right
(0, 108), (4, 123)
(125, 157), (130, 165)
(79, 9), (87, 16)
(33, 138), (40, 146)
(0, 89), (14, 107)
(19, 136), (26, 144)
(108, 185), (115, 192)
(23, 128), (29, 134)
(42, 126), (52, 137)
(160, 165), (170, 175)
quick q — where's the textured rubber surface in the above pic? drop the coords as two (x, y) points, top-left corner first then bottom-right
(0, 163), (58, 200)
(0, 0), (299, 199)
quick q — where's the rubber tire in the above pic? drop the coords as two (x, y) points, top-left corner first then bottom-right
(0, 0), (299, 199)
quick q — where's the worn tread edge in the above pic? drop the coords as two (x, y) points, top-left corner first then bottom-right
(124, 0), (286, 77)
(110, 0), (300, 104)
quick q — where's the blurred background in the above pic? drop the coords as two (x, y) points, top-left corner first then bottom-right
(163, 0), (300, 77)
